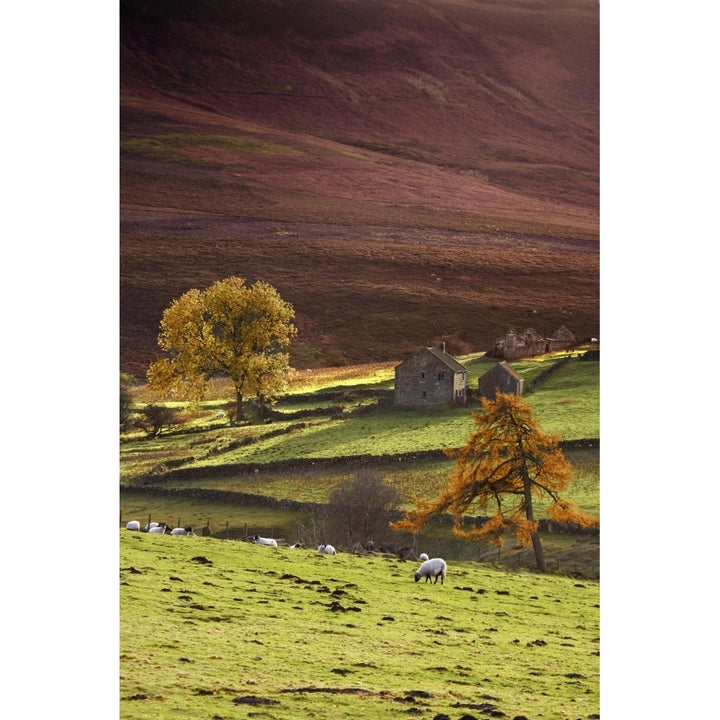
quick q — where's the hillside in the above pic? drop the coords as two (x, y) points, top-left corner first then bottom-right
(120, 532), (599, 719)
(120, 0), (599, 375)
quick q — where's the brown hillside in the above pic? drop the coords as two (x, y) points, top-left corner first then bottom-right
(120, 0), (599, 375)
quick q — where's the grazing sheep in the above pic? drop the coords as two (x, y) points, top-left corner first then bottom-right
(170, 526), (193, 536)
(148, 523), (167, 535)
(253, 535), (278, 547)
(125, 521), (140, 531)
(414, 558), (447, 585)
(143, 522), (160, 532)
(419, 552), (429, 561)
(318, 543), (336, 555)
(289, 541), (303, 548)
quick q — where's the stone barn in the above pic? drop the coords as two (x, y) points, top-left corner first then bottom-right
(478, 361), (524, 400)
(394, 344), (467, 406)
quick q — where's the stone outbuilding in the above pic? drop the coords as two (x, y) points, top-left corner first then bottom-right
(478, 361), (524, 400)
(394, 344), (467, 406)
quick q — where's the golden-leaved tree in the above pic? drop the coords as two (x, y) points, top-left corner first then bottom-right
(391, 393), (598, 572)
(147, 277), (296, 420)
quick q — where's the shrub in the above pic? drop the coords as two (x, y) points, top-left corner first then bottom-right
(135, 404), (179, 438)
(327, 468), (401, 546)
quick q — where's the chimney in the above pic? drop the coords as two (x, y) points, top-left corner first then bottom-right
(437, 342), (446, 353)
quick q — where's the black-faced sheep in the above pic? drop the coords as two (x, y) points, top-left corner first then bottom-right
(318, 543), (337, 555)
(253, 535), (278, 547)
(148, 523), (167, 535)
(414, 558), (447, 585)
(170, 526), (193, 536)
(125, 521), (140, 531)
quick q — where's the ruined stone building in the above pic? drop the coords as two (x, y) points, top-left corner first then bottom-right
(486, 325), (577, 360)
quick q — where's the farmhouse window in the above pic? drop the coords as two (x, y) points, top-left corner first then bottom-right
(421, 391), (427, 399)
(438, 372), (445, 381)
(420, 372), (425, 379)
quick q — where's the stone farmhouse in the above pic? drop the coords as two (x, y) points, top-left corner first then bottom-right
(394, 344), (467, 406)
(478, 361), (524, 400)
(486, 325), (577, 360)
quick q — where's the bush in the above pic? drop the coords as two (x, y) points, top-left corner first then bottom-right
(120, 373), (134, 429)
(135, 404), (179, 438)
(327, 468), (401, 547)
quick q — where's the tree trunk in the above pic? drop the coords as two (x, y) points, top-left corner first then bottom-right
(529, 530), (547, 573)
(235, 388), (244, 422)
(522, 471), (547, 573)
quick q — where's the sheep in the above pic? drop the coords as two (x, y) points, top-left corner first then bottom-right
(170, 526), (193, 536)
(143, 522), (160, 532)
(318, 543), (336, 555)
(414, 558), (447, 585)
(125, 520), (140, 531)
(419, 552), (429, 561)
(253, 534), (277, 547)
(148, 523), (167, 535)
(289, 541), (304, 548)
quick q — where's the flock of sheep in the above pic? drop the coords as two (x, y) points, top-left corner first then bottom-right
(125, 520), (195, 535)
(124, 521), (447, 584)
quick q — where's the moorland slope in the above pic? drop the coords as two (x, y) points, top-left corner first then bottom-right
(120, 0), (599, 374)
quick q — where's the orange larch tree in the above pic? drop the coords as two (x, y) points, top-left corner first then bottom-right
(391, 393), (598, 572)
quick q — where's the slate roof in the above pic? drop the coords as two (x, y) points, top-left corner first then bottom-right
(496, 360), (523, 380)
(424, 346), (467, 373)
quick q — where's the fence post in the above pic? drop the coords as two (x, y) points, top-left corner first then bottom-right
(226, 521), (229, 540)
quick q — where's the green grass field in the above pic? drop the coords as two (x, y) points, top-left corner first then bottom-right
(120, 351), (599, 576)
(120, 531), (599, 720)
(121, 351), (598, 475)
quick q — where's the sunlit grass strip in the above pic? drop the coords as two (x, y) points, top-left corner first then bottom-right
(120, 532), (599, 720)
(121, 133), (304, 161)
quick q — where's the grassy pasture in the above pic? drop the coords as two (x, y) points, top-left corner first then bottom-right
(132, 446), (599, 518)
(121, 351), (598, 473)
(120, 531), (599, 720)
(120, 351), (599, 575)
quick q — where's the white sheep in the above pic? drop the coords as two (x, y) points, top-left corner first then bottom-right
(143, 522), (160, 532)
(170, 526), (193, 536)
(414, 558), (447, 585)
(419, 552), (429, 561)
(125, 520), (140, 531)
(318, 543), (336, 555)
(253, 534), (278, 547)
(148, 523), (167, 535)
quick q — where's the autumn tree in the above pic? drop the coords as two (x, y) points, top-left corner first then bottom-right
(146, 277), (296, 420)
(391, 393), (598, 573)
